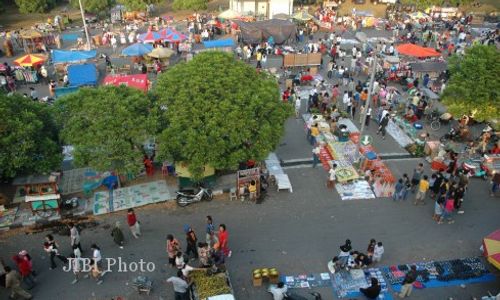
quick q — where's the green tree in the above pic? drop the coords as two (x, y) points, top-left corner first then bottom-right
(400, 0), (473, 10)
(15, 0), (55, 13)
(0, 94), (61, 179)
(172, 0), (208, 11)
(54, 86), (156, 175)
(154, 52), (292, 179)
(70, 0), (114, 14)
(442, 45), (500, 123)
(117, 0), (160, 11)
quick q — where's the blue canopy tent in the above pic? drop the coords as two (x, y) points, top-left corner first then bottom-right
(203, 39), (235, 49)
(51, 49), (97, 64)
(67, 63), (97, 86)
(121, 43), (153, 56)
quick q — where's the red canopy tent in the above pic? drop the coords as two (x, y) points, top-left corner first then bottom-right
(103, 74), (149, 92)
(396, 44), (441, 57)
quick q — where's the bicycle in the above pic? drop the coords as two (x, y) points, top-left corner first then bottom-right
(425, 109), (441, 131)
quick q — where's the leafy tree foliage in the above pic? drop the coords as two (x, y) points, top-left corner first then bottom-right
(70, 0), (114, 14)
(117, 0), (161, 11)
(442, 45), (500, 123)
(172, 0), (208, 11)
(400, 0), (473, 10)
(15, 0), (55, 13)
(0, 94), (61, 179)
(54, 86), (156, 175)
(155, 52), (292, 179)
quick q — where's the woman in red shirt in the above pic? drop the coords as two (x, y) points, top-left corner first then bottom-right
(127, 208), (141, 239)
(12, 254), (36, 289)
(218, 224), (231, 258)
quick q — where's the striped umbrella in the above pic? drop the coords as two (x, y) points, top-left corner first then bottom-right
(137, 31), (161, 43)
(159, 28), (173, 40)
(164, 30), (187, 43)
(13, 54), (46, 67)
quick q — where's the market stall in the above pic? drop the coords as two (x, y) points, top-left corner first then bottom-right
(237, 168), (260, 200)
(234, 19), (297, 45)
(409, 61), (447, 80)
(396, 44), (441, 58)
(12, 174), (61, 217)
(202, 39), (236, 53)
(103, 74), (149, 92)
(67, 63), (98, 87)
(18, 29), (58, 54)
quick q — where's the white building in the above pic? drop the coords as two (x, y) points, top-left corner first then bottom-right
(229, 0), (294, 19)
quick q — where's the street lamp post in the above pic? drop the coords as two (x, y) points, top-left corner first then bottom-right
(78, 0), (92, 50)
(359, 54), (378, 135)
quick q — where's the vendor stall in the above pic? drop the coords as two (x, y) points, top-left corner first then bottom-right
(234, 19), (297, 45)
(103, 74), (149, 92)
(67, 63), (98, 87)
(12, 174), (60, 216)
(409, 61), (447, 80)
(237, 168), (260, 200)
(18, 29), (58, 54)
(51, 49), (97, 64)
(202, 39), (236, 53)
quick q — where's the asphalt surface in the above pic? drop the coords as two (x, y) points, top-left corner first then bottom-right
(1, 20), (499, 300)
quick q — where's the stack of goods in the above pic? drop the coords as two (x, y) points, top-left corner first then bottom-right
(253, 268), (279, 287)
(191, 270), (232, 299)
(359, 145), (396, 197)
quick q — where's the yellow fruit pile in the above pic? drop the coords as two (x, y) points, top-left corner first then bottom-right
(191, 270), (232, 300)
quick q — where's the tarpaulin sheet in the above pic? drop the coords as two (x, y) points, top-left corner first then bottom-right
(68, 63), (97, 86)
(103, 74), (148, 92)
(203, 39), (235, 48)
(51, 49), (97, 63)
(396, 44), (440, 57)
(234, 19), (296, 44)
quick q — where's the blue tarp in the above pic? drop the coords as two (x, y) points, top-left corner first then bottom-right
(54, 86), (80, 98)
(51, 49), (97, 64)
(122, 43), (153, 56)
(68, 63), (97, 87)
(203, 39), (235, 48)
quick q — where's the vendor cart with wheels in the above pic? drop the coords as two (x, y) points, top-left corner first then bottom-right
(190, 270), (235, 300)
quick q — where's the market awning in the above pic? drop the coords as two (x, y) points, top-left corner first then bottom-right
(67, 63), (97, 87)
(218, 9), (241, 19)
(51, 49), (97, 64)
(137, 30), (161, 43)
(14, 54), (46, 67)
(163, 30), (187, 43)
(19, 29), (43, 39)
(483, 229), (500, 270)
(203, 39), (235, 49)
(103, 74), (149, 92)
(122, 43), (153, 56)
(396, 44), (441, 57)
(147, 47), (174, 58)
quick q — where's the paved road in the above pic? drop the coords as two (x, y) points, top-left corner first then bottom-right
(1, 160), (499, 300)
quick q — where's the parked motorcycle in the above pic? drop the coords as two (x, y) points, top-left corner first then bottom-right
(176, 186), (213, 207)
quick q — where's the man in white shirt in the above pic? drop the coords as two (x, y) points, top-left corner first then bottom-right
(328, 164), (337, 189)
(295, 97), (301, 118)
(167, 270), (190, 300)
(269, 281), (288, 300)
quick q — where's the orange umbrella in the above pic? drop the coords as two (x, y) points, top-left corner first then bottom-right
(14, 54), (46, 67)
(483, 229), (500, 270)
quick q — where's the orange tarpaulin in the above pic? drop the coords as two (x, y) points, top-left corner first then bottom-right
(396, 44), (441, 57)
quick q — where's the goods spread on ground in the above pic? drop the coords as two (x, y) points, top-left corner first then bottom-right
(191, 270), (233, 300)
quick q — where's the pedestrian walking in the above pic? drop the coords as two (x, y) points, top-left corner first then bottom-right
(491, 171), (500, 196)
(377, 114), (389, 139)
(433, 195), (445, 222)
(127, 208), (141, 239)
(327, 164), (337, 189)
(205, 216), (217, 248)
(4, 266), (32, 299)
(312, 144), (320, 168)
(44, 234), (68, 270)
(410, 163), (425, 193)
(218, 224), (231, 258)
(111, 221), (125, 249)
(68, 222), (82, 252)
(372, 242), (384, 263)
(69, 253), (82, 284)
(86, 259), (103, 285)
(414, 175), (430, 205)
(197, 242), (211, 267)
(365, 107), (372, 126)
(295, 96), (301, 118)
(366, 239), (376, 261)
(438, 196), (455, 224)
(398, 265), (417, 298)
(401, 174), (411, 200)
(185, 226), (198, 259)
(90, 244), (103, 270)
(393, 179), (404, 201)
(12, 254), (35, 289)
(167, 270), (191, 300)
(167, 234), (181, 267)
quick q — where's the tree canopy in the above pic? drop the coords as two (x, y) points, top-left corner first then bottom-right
(400, 0), (473, 10)
(54, 86), (156, 175)
(172, 0), (208, 11)
(154, 52), (292, 179)
(117, 0), (161, 11)
(70, 0), (114, 14)
(441, 45), (500, 123)
(0, 94), (61, 179)
(15, 0), (55, 13)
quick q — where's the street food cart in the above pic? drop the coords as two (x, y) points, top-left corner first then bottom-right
(13, 175), (61, 216)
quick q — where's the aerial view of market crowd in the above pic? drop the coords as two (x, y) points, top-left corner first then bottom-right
(0, 0), (499, 299)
